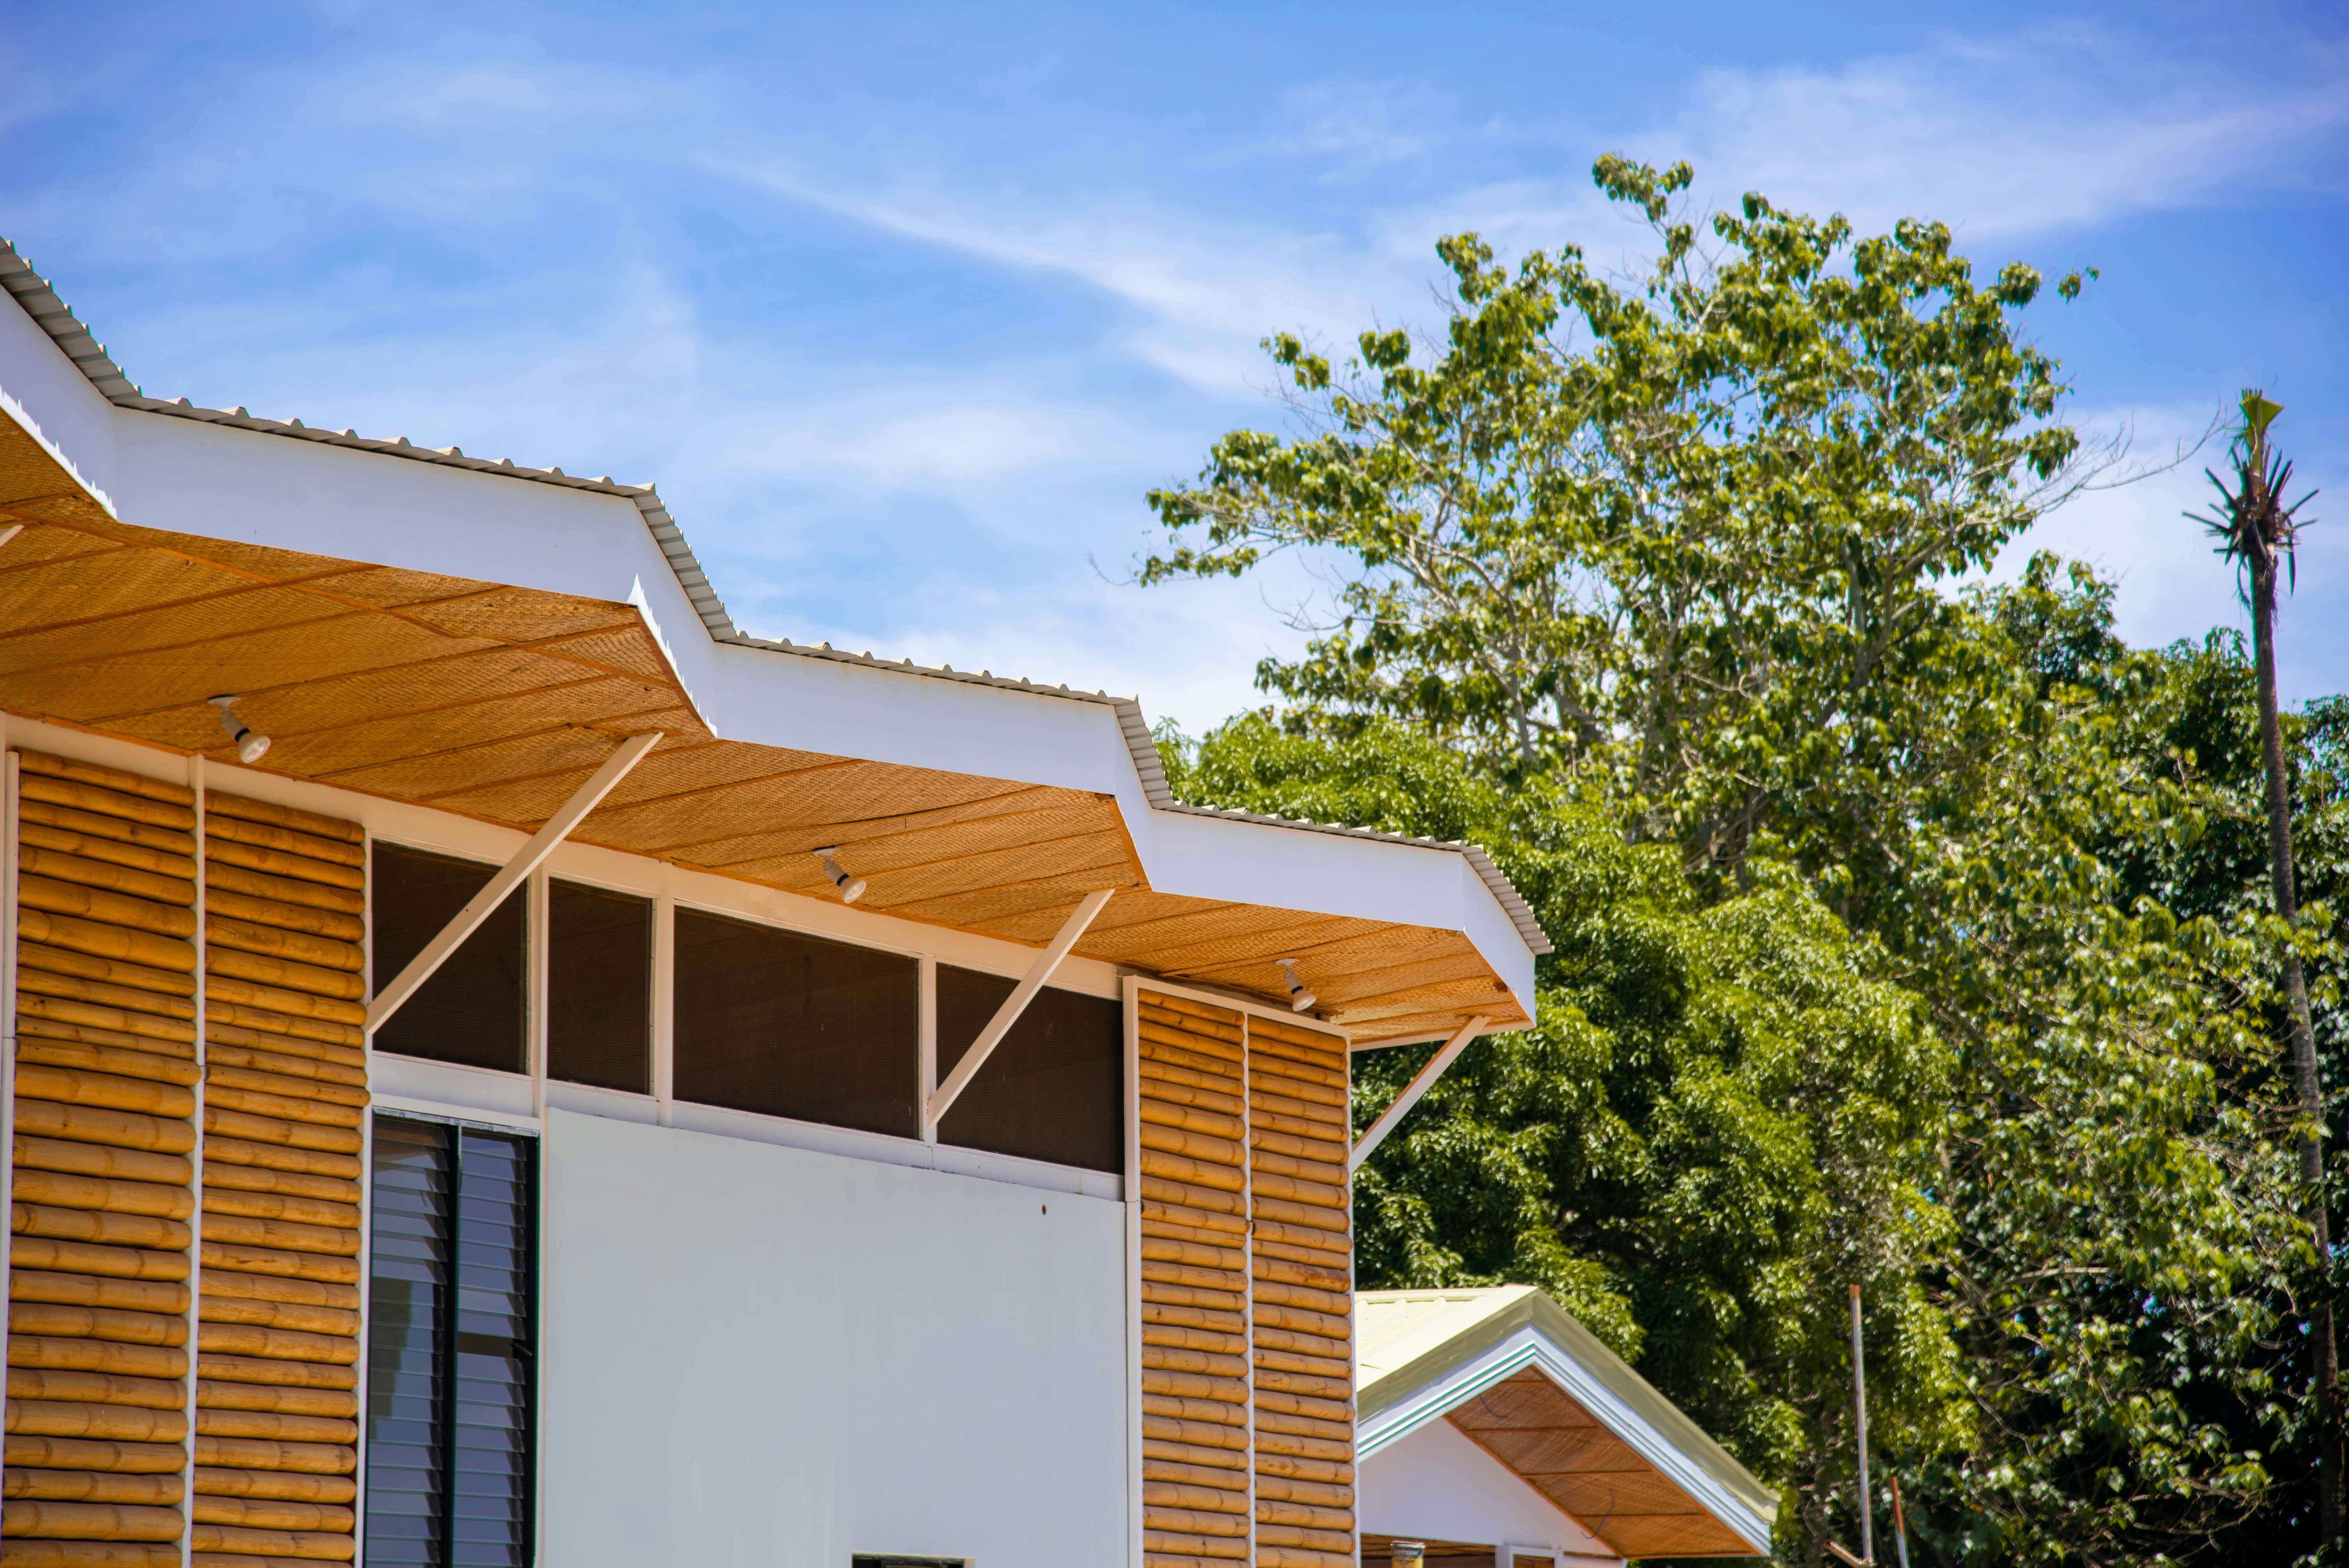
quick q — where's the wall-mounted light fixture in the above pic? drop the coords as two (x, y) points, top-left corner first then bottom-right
(1278, 957), (1317, 1013)
(209, 695), (271, 764)
(812, 846), (867, 905)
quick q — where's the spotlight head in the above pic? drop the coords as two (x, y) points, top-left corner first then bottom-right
(1277, 957), (1317, 1014)
(209, 695), (271, 764)
(812, 846), (867, 905)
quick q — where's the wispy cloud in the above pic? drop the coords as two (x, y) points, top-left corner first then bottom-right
(1653, 25), (2349, 239)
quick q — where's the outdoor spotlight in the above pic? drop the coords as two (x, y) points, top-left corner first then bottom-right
(209, 695), (271, 764)
(812, 846), (867, 905)
(1277, 957), (1317, 1013)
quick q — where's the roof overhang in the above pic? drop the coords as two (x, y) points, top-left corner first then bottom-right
(1358, 1288), (1777, 1559)
(0, 238), (1544, 1038)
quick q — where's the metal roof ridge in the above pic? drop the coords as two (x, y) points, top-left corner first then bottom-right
(1, 231), (1547, 960)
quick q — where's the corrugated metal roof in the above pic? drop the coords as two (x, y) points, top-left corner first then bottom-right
(0, 233), (1549, 958)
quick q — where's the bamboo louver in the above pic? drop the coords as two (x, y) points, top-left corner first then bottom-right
(9, 751), (200, 1566)
(1246, 1013), (1354, 1568)
(191, 789), (365, 1568)
(4, 756), (367, 1568)
(1135, 989), (1357, 1568)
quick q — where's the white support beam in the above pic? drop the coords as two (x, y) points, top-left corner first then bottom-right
(366, 732), (661, 1032)
(1349, 1014), (1488, 1172)
(924, 888), (1113, 1132)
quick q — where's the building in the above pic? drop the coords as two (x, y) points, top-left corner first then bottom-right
(1355, 1288), (1776, 1566)
(0, 239), (1551, 1568)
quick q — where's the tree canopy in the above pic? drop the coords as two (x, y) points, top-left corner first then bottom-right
(1142, 159), (2339, 1566)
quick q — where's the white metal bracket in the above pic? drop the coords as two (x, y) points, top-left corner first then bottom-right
(1349, 1013), (1488, 1172)
(923, 888), (1113, 1133)
(367, 731), (661, 1032)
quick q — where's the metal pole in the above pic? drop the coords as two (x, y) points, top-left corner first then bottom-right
(1852, 1283), (1874, 1566)
(1891, 1473), (1912, 1568)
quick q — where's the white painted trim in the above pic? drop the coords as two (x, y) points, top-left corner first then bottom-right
(371, 1092), (545, 1133)
(917, 956), (938, 1147)
(366, 732), (659, 1032)
(528, 869), (549, 1124)
(0, 741), (17, 1482)
(650, 896), (675, 1128)
(1121, 975), (1144, 1568)
(1357, 1325), (1776, 1555)
(1350, 1016), (1488, 1172)
(179, 752), (207, 1567)
(926, 889), (1112, 1130)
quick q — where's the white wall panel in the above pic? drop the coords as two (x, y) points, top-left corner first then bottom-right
(1359, 1417), (1615, 1562)
(540, 1107), (1129, 1567)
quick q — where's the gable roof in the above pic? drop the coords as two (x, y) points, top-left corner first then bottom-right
(1358, 1287), (1775, 1559)
(0, 236), (1545, 1037)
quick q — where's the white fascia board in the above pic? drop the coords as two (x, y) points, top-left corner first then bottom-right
(0, 285), (121, 508)
(1360, 1324), (1775, 1556)
(1140, 809), (1536, 1014)
(696, 636), (1153, 814)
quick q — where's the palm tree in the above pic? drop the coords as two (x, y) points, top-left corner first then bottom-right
(2193, 388), (2331, 1541)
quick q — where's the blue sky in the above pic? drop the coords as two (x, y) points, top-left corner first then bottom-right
(3, 1), (2344, 732)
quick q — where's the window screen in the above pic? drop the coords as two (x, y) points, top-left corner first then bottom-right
(365, 1115), (537, 1568)
(936, 967), (1123, 1172)
(673, 909), (919, 1137)
(371, 843), (526, 1073)
(548, 880), (652, 1093)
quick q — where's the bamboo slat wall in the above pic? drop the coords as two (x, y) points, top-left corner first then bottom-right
(194, 788), (366, 1568)
(1135, 989), (1355, 1568)
(4, 751), (366, 1568)
(7, 751), (202, 1568)
(1245, 1014), (1354, 1568)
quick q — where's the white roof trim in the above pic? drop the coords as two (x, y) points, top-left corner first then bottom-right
(0, 235), (1547, 959)
(1360, 1320), (1775, 1555)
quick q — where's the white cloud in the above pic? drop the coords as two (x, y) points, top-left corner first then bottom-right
(1650, 26), (2347, 241)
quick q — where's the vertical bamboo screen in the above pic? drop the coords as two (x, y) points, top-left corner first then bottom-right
(2, 753), (367, 1568)
(6, 751), (203, 1565)
(1242, 1016), (1354, 1568)
(1134, 989), (1356, 1568)
(192, 789), (368, 1567)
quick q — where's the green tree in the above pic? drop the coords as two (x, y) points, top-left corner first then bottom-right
(1162, 712), (1965, 1556)
(1141, 160), (2310, 1564)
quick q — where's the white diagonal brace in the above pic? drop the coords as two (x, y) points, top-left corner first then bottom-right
(1349, 1014), (1488, 1172)
(925, 888), (1113, 1131)
(367, 731), (661, 1033)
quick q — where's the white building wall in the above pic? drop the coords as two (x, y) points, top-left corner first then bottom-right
(538, 1107), (1130, 1567)
(1360, 1418), (1617, 1564)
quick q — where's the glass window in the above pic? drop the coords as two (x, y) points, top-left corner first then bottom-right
(365, 1115), (536, 1568)
(548, 880), (652, 1094)
(936, 966), (1123, 1173)
(371, 843), (525, 1073)
(672, 909), (918, 1138)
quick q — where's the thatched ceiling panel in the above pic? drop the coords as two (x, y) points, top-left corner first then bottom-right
(0, 588), (354, 677)
(399, 586), (639, 643)
(0, 545), (261, 627)
(279, 680), (681, 784)
(11, 621), (502, 730)
(532, 624), (675, 681)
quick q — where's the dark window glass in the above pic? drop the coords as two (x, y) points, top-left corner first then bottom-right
(672, 909), (918, 1137)
(372, 843), (525, 1073)
(366, 1116), (537, 1568)
(936, 967), (1123, 1172)
(547, 880), (651, 1093)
